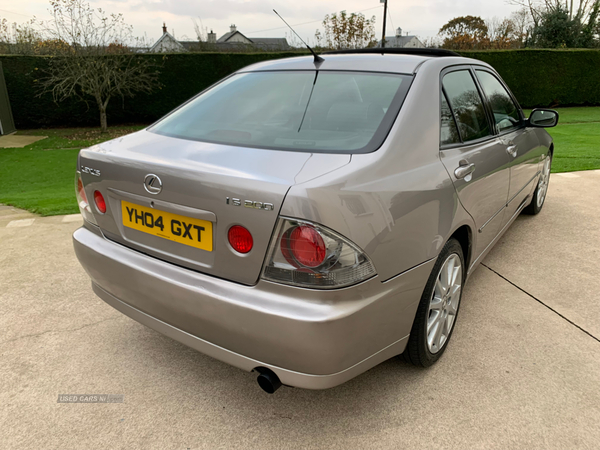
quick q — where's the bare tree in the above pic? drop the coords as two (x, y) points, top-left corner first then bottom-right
(192, 17), (208, 42)
(0, 18), (42, 54)
(284, 31), (305, 49)
(0, 18), (11, 53)
(510, 8), (534, 46)
(37, 0), (160, 132)
(315, 11), (377, 50)
(421, 36), (443, 48)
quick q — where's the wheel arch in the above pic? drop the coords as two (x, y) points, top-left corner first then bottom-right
(449, 225), (473, 272)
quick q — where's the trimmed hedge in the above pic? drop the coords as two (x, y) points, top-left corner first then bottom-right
(0, 52), (304, 129)
(2, 49), (600, 128)
(458, 49), (600, 109)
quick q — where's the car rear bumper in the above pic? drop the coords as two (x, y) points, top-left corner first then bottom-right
(73, 225), (435, 389)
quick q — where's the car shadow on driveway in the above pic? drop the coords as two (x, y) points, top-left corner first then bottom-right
(100, 256), (599, 448)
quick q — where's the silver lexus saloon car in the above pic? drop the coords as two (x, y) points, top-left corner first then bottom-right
(73, 49), (558, 393)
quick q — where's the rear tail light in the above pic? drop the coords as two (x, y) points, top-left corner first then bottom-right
(282, 225), (326, 268)
(77, 177), (87, 204)
(228, 225), (253, 253)
(75, 172), (97, 225)
(93, 190), (106, 214)
(262, 218), (376, 289)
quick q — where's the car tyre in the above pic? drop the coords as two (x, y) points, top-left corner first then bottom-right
(523, 153), (552, 215)
(403, 238), (465, 367)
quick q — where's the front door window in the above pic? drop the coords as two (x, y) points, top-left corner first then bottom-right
(475, 70), (521, 133)
(442, 70), (491, 142)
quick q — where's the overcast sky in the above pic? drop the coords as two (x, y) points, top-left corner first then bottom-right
(0, 0), (522, 45)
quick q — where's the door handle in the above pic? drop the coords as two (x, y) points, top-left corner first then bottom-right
(506, 145), (518, 158)
(454, 162), (476, 180)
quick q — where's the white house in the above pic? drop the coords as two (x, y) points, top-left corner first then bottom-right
(149, 24), (290, 53)
(379, 28), (424, 48)
(215, 25), (289, 50)
(149, 24), (187, 52)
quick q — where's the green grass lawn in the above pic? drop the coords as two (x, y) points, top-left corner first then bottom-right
(523, 106), (600, 173)
(524, 106), (600, 124)
(0, 127), (144, 216)
(1, 107), (599, 216)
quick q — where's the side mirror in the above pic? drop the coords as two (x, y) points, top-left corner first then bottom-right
(527, 108), (559, 128)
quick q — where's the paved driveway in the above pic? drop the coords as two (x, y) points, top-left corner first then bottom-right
(1, 171), (599, 450)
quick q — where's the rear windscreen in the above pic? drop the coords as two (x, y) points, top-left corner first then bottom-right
(149, 71), (412, 153)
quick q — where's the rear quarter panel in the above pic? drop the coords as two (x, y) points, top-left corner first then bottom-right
(281, 58), (476, 281)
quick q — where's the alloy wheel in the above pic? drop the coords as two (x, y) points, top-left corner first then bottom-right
(427, 253), (462, 354)
(537, 157), (551, 208)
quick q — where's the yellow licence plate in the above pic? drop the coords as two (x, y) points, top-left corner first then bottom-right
(121, 200), (213, 252)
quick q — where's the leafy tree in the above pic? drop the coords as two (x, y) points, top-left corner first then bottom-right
(35, 38), (71, 55)
(315, 11), (377, 50)
(36, 0), (161, 132)
(510, 0), (600, 47)
(439, 16), (489, 49)
(439, 13), (536, 49)
(510, 0), (598, 23)
(530, 2), (600, 47)
(486, 17), (520, 49)
(531, 6), (581, 47)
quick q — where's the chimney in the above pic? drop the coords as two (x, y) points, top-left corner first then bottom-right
(396, 27), (402, 37)
(162, 22), (167, 34)
(230, 24), (237, 33)
(207, 29), (216, 43)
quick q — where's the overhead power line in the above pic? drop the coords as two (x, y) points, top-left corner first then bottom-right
(0, 8), (32, 19)
(387, 4), (396, 34)
(244, 5), (383, 35)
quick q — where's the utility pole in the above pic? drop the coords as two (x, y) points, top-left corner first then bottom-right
(381, 0), (388, 48)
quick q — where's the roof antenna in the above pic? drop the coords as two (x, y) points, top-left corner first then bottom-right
(273, 9), (324, 66)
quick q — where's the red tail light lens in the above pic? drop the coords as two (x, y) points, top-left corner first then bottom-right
(263, 218), (377, 289)
(75, 171), (97, 225)
(77, 177), (88, 203)
(228, 225), (253, 253)
(287, 226), (326, 268)
(94, 190), (106, 214)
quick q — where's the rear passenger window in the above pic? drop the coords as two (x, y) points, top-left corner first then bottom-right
(442, 70), (491, 143)
(441, 93), (461, 145)
(476, 70), (521, 132)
